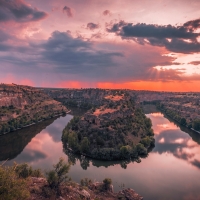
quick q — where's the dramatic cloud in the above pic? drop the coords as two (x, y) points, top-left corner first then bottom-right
(40, 31), (123, 72)
(107, 21), (199, 39)
(107, 19), (200, 53)
(87, 22), (100, 30)
(0, 0), (47, 23)
(183, 18), (200, 31)
(188, 61), (200, 65)
(63, 6), (73, 17)
(103, 10), (111, 16)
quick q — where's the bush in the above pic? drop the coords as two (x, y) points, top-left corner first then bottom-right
(46, 157), (71, 196)
(80, 178), (92, 187)
(103, 178), (112, 190)
(0, 165), (30, 200)
(15, 163), (43, 179)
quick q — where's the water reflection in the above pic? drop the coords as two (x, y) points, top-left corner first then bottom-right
(65, 149), (145, 170)
(2, 115), (73, 170)
(0, 117), (56, 161)
(1, 106), (200, 200)
(147, 112), (200, 170)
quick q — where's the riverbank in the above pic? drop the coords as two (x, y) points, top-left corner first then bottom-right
(0, 111), (70, 136)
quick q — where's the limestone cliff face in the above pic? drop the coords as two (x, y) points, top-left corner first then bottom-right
(41, 88), (128, 107)
(0, 84), (68, 134)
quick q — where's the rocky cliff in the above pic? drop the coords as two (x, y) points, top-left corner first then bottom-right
(0, 83), (68, 134)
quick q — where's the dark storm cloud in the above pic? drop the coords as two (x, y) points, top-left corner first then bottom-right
(87, 22), (100, 30)
(107, 20), (199, 39)
(183, 18), (200, 31)
(103, 10), (111, 16)
(63, 6), (73, 17)
(107, 19), (200, 53)
(0, 29), (187, 82)
(0, 0), (47, 22)
(40, 31), (123, 72)
(148, 38), (200, 54)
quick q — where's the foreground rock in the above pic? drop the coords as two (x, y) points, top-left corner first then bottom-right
(28, 177), (143, 200)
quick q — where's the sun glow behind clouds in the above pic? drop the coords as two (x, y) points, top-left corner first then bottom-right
(154, 53), (200, 76)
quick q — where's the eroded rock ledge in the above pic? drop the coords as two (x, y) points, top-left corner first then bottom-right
(29, 177), (143, 200)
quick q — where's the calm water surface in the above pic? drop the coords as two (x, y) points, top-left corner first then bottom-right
(1, 110), (200, 200)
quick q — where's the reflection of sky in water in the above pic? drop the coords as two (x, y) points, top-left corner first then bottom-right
(5, 114), (73, 170)
(147, 113), (200, 170)
(3, 111), (200, 200)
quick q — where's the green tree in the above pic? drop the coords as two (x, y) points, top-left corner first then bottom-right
(136, 143), (147, 155)
(80, 137), (90, 153)
(180, 118), (187, 126)
(46, 157), (71, 196)
(103, 178), (112, 190)
(120, 145), (132, 159)
(140, 136), (152, 148)
(193, 119), (200, 131)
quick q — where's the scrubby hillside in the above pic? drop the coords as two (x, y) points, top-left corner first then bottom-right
(0, 84), (68, 134)
(62, 92), (154, 160)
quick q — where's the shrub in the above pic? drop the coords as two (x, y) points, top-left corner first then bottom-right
(80, 178), (92, 187)
(46, 157), (71, 196)
(0, 165), (30, 200)
(15, 163), (32, 179)
(103, 178), (112, 190)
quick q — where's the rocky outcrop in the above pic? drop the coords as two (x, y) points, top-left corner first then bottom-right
(28, 177), (143, 200)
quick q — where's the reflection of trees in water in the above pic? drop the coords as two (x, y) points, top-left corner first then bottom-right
(162, 112), (200, 145)
(0, 117), (58, 161)
(64, 148), (148, 170)
(151, 111), (200, 170)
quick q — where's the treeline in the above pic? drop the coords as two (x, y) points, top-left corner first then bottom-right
(157, 103), (200, 131)
(0, 110), (65, 135)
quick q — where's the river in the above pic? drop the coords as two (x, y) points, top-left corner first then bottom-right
(1, 106), (200, 200)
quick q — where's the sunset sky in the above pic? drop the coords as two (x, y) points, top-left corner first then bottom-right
(1, 0), (200, 91)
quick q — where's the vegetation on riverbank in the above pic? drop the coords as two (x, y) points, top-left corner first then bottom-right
(0, 158), (143, 200)
(156, 102), (200, 132)
(62, 93), (155, 160)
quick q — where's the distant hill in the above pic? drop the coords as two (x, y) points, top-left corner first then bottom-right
(0, 83), (68, 134)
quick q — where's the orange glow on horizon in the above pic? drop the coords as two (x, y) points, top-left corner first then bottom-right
(97, 80), (200, 92)
(2, 78), (200, 92)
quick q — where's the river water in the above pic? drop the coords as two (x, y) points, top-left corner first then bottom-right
(1, 107), (200, 200)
